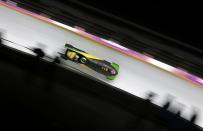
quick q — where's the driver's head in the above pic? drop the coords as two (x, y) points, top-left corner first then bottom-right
(67, 51), (77, 60)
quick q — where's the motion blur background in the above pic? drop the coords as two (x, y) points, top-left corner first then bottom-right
(76, 0), (202, 48)
(0, 0), (202, 130)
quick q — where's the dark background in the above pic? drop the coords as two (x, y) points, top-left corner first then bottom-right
(76, 0), (202, 50)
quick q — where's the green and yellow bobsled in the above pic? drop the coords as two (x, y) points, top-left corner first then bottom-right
(61, 44), (119, 80)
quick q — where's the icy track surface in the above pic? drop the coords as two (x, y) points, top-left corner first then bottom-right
(0, 4), (203, 127)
